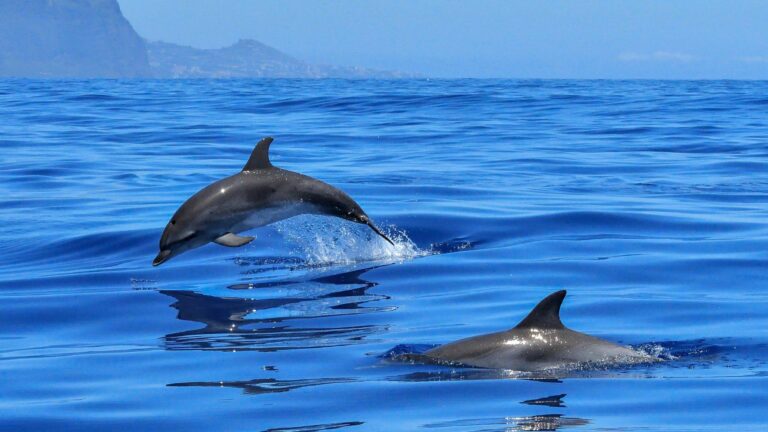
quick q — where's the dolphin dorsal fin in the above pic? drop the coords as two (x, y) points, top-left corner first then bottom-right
(513, 290), (567, 330)
(243, 137), (274, 171)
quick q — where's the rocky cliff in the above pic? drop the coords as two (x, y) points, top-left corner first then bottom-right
(0, 0), (150, 78)
(147, 39), (413, 79)
(0, 0), (413, 79)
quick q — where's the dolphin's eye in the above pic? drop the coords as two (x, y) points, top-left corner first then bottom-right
(171, 220), (176, 225)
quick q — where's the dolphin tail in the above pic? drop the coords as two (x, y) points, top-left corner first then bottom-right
(366, 220), (395, 246)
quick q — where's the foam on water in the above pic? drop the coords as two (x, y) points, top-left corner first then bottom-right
(273, 215), (427, 266)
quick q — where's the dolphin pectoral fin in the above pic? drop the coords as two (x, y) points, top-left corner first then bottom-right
(214, 233), (255, 247)
(366, 221), (395, 246)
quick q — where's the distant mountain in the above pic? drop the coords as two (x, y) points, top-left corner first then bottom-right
(0, 0), (414, 79)
(0, 0), (150, 78)
(146, 39), (414, 79)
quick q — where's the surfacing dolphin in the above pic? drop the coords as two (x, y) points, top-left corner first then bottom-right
(153, 137), (394, 266)
(423, 290), (659, 371)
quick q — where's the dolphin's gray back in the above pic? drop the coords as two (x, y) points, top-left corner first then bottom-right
(239, 167), (358, 214)
(178, 167), (361, 235)
(259, 168), (354, 208)
(423, 290), (655, 371)
(425, 327), (642, 370)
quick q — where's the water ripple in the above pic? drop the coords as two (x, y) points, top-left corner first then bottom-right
(2, 78), (767, 430)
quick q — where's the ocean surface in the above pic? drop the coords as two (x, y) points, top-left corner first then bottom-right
(1, 79), (767, 431)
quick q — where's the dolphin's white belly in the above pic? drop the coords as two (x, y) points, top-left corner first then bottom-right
(232, 202), (321, 232)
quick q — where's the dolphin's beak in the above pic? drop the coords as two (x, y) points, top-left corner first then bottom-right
(365, 220), (395, 246)
(153, 249), (171, 266)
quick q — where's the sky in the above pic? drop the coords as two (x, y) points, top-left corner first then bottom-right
(119, 0), (768, 79)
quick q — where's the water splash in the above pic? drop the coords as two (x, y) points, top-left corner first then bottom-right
(273, 215), (427, 266)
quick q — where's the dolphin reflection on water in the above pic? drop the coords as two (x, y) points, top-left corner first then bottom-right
(160, 266), (391, 352)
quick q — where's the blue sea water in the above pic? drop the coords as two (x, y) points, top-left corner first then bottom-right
(1, 79), (767, 431)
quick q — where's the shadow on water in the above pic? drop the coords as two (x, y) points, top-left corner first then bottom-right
(262, 421), (364, 432)
(422, 415), (589, 431)
(521, 394), (567, 408)
(385, 369), (566, 383)
(168, 377), (357, 395)
(161, 265), (394, 352)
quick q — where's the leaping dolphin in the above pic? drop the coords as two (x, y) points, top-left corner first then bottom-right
(423, 290), (659, 371)
(153, 137), (394, 266)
